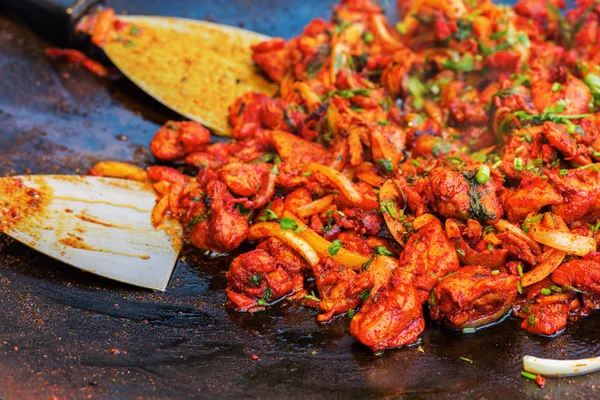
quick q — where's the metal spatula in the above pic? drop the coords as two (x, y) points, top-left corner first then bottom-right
(0, 175), (182, 291)
(2, 0), (277, 135)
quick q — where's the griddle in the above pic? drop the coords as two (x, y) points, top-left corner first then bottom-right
(0, 1), (599, 398)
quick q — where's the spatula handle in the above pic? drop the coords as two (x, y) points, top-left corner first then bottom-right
(0, 0), (104, 45)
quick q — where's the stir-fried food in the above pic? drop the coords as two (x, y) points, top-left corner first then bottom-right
(87, 0), (600, 352)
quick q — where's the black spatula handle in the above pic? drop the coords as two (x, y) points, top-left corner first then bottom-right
(0, 0), (104, 45)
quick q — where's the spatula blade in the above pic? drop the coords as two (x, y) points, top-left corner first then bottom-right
(0, 175), (181, 291)
(103, 16), (278, 136)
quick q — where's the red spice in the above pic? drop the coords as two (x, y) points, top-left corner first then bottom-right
(535, 375), (546, 388)
(45, 48), (111, 78)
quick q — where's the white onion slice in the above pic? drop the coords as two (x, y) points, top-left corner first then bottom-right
(528, 226), (596, 257)
(523, 355), (600, 377)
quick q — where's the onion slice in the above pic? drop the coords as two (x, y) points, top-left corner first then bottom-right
(282, 211), (371, 270)
(378, 179), (408, 246)
(248, 222), (320, 267)
(528, 226), (596, 257)
(523, 355), (600, 377)
(520, 248), (566, 288)
(307, 163), (364, 206)
(296, 195), (335, 218)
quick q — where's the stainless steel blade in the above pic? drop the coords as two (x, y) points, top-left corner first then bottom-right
(0, 175), (181, 291)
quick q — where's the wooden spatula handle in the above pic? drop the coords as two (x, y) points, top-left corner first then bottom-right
(0, 0), (104, 45)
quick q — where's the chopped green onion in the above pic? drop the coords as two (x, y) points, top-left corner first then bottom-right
(492, 270), (500, 275)
(361, 31), (374, 44)
(517, 264), (524, 277)
(410, 159), (421, 167)
(584, 73), (600, 102)
(380, 199), (398, 219)
(552, 82), (563, 92)
(514, 157), (524, 171)
(540, 288), (552, 296)
(462, 327), (476, 333)
(302, 171), (313, 177)
(347, 308), (356, 319)
(579, 163), (600, 172)
(525, 215), (543, 224)
(476, 165), (491, 184)
(518, 281), (523, 294)
(305, 291), (321, 302)
(459, 357), (474, 363)
(521, 371), (537, 380)
(377, 158), (394, 172)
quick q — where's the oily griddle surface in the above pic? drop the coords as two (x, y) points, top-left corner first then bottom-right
(0, 1), (599, 398)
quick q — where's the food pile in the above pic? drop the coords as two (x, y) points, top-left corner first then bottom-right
(90, 0), (600, 352)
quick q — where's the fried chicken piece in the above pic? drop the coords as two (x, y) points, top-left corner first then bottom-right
(399, 217), (460, 303)
(350, 270), (424, 352)
(313, 258), (372, 322)
(547, 168), (600, 224)
(150, 121), (210, 161)
(269, 130), (331, 167)
(226, 247), (302, 312)
(503, 175), (563, 223)
(530, 72), (591, 116)
(251, 38), (291, 83)
(219, 162), (270, 197)
(257, 237), (310, 276)
(424, 165), (504, 223)
(552, 260), (600, 294)
(424, 167), (471, 219)
(430, 266), (519, 328)
(520, 302), (570, 336)
(188, 180), (248, 253)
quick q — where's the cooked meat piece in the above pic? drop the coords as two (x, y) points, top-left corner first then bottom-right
(350, 270), (424, 352)
(530, 73), (592, 116)
(398, 217), (460, 303)
(313, 258), (372, 322)
(552, 260), (600, 294)
(429, 266), (519, 328)
(520, 302), (570, 336)
(150, 121), (210, 161)
(189, 180), (248, 253)
(226, 249), (296, 311)
(219, 163), (270, 197)
(503, 175), (563, 223)
(425, 165), (503, 222)
(547, 168), (600, 224)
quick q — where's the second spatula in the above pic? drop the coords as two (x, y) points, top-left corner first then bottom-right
(2, 0), (277, 135)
